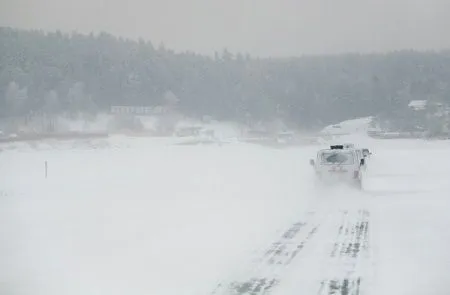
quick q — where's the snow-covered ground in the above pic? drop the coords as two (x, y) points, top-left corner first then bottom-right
(1, 135), (450, 295)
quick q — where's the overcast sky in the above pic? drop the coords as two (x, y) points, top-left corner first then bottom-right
(1, 0), (449, 57)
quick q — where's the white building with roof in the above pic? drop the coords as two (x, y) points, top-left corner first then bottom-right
(408, 100), (427, 111)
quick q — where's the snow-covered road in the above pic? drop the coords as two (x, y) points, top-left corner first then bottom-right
(1, 136), (450, 295)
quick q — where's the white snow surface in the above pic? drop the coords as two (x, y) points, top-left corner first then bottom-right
(1, 134), (450, 295)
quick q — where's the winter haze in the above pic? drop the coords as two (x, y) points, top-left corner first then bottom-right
(2, 1), (450, 295)
(1, 0), (450, 56)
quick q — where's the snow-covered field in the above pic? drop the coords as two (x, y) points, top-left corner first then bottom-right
(1, 135), (450, 295)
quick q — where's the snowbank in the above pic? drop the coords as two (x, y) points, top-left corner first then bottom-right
(320, 117), (373, 136)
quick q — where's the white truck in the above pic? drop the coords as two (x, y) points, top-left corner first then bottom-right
(309, 145), (366, 189)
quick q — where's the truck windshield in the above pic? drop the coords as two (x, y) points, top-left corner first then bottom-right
(320, 151), (354, 165)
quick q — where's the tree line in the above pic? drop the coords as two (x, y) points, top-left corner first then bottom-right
(1, 26), (450, 131)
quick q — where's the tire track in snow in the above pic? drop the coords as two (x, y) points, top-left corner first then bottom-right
(211, 211), (327, 295)
(316, 209), (370, 295)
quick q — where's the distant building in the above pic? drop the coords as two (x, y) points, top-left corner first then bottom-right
(110, 106), (167, 115)
(175, 126), (203, 137)
(408, 100), (427, 111)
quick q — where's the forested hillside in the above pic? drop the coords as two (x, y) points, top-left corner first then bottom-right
(1, 27), (450, 130)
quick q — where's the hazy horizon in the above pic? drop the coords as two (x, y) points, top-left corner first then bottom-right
(1, 0), (450, 57)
